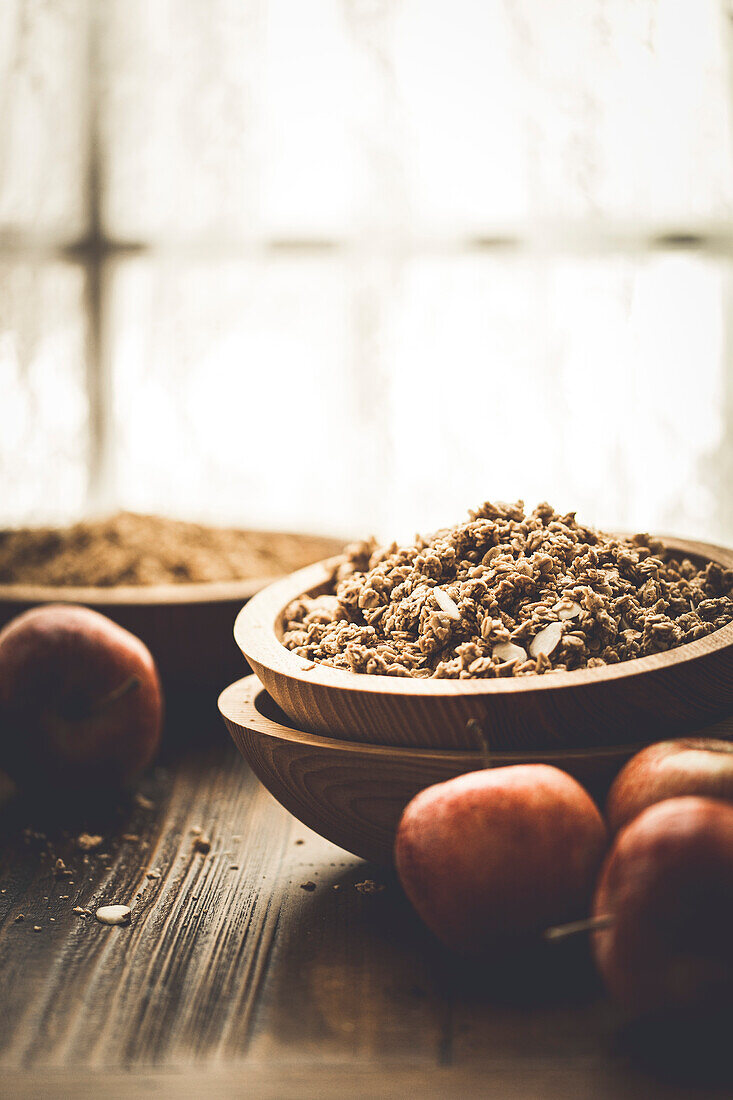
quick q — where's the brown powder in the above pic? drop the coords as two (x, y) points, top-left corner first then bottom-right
(0, 512), (341, 587)
(282, 500), (733, 679)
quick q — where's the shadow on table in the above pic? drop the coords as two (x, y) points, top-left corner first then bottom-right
(0, 691), (234, 838)
(278, 858), (602, 1008)
(277, 860), (733, 1092)
(0, 758), (168, 845)
(614, 1002), (733, 1091)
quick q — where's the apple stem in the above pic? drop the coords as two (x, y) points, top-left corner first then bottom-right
(466, 718), (491, 768)
(87, 675), (141, 717)
(543, 914), (615, 942)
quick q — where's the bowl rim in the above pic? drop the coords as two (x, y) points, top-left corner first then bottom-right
(219, 675), (651, 764)
(0, 577), (269, 607)
(234, 534), (733, 698)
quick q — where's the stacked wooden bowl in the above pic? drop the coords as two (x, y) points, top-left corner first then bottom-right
(219, 537), (733, 863)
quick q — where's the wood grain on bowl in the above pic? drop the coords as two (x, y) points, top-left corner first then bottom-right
(219, 675), (653, 864)
(0, 532), (343, 696)
(234, 537), (733, 751)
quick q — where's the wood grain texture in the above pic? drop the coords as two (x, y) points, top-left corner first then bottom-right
(219, 676), (652, 863)
(1, 722), (730, 1098)
(0, 532), (342, 697)
(3, 1064), (731, 1100)
(234, 538), (733, 750)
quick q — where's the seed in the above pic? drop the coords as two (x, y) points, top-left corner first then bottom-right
(95, 905), (131, 926)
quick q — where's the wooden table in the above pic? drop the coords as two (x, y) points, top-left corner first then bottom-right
(1, 711), (730, 1099)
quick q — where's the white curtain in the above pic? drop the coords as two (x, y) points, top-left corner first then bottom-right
(1, 0), (732, 545)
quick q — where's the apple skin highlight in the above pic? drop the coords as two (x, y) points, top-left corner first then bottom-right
(394, 764), (607, 954)
(606, 738), (733, 834)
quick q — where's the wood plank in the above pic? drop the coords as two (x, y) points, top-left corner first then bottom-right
(0, 741), (290, 1067)
(2, 1061), (730, 1100)
(0, 724), (730, 1098)
(0, 735), (444, 1072)
(245, 847), (446, 1066)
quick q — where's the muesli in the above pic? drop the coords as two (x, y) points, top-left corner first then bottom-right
(282, 501), (733, 679)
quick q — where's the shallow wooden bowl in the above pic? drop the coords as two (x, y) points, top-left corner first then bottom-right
(219, 675), (675, 863)
(0, 533), (342, 697)
(234, 536), (733, 751)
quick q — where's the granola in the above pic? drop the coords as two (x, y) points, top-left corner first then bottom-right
(281, 501), (733, 679)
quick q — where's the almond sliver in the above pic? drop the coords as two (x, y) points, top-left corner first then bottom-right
(554, 599), (582, 620)
(492, 641), (528, 663)
(529, 621), (564, 659)
(433, 587), (461, 620)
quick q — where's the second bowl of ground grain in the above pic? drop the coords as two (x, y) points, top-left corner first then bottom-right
(0, 513), (344, 697)
(234, 501), (733, 751)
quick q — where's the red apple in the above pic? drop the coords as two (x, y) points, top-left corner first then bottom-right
(606, 738), (733, 834)
(593, 796), (733, 1015)
(394, 764), (607, 953)
(0, 604), (163, 788)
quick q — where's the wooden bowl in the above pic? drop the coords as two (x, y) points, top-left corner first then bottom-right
(0, 533), (342, 697)
(234, 536), (733, 751)
(219, 675), (693, 863)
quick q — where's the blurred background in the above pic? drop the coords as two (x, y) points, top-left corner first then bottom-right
(1, 0), (732, 545)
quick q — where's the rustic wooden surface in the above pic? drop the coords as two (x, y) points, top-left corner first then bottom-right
(0, 711), (731, 1100)
(235, 538), (733, 751)
(221, 675), (643, 864)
